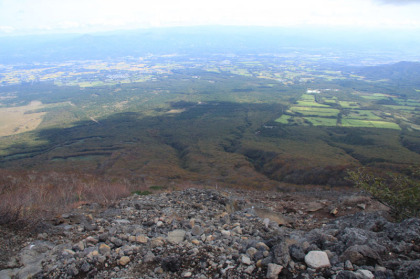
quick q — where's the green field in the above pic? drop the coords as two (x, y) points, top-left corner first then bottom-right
(383, 105), (418, 111)
(359, 93), (390, 100)
(339, 101), (360, 108)
(345, 110), (382, 120)
(279, 89), (419, 131)
(341, 118), (401, 129)
(304, 117), (337, 126)
(275, 115), (292, 124)
(296, 100), (330, 107)
(289, 106), (340, 116)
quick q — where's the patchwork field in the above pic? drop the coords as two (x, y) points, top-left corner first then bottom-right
(276, 90), (420, 130)
(1, 57), (420, 189)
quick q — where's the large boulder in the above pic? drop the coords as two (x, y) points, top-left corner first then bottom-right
(304, 251), (331, 269)
(341, 245), (381, 266)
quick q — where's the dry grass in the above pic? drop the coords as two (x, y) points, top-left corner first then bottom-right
(0, 170), (131, 227)
(0, 101), (45, 137)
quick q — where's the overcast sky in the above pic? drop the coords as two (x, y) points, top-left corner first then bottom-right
(1, 0), (420, 35)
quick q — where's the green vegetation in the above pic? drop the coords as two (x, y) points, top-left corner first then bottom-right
(339, 101), (359, 108)
(289, 106), (340, 117)
(348, 167), (420, 220)
(305, 117), (337, 126)
(132, 190), (152, 196)
(275, 115), (292, 124)
(341, 119), (401, 130)
(345, 110), (382, 120)
(1, 55), (420, 191)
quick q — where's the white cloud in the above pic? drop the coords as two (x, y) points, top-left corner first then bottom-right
(1, 0), (420, 34)
(0, 26), (15, 33)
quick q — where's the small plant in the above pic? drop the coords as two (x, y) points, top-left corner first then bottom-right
(132, 190), (152, 196)
(347, 167), (420, 220)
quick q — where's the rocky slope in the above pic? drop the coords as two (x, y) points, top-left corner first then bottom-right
(0, 188), (419, 279)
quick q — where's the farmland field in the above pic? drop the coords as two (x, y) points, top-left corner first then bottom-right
(0, 101), (46, 136)
(341, 119), (401, 129)
(1, 53), (420, 189)
(304, 117), (337, 126)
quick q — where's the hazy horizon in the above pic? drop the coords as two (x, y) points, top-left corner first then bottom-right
(1, 0), (420, 36)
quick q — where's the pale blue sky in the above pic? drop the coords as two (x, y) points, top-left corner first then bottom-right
(1, 0), (420, 35)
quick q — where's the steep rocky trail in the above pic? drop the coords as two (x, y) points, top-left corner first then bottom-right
(0, 188), (419, 279)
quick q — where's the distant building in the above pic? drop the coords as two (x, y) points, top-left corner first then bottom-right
(306, 89), (321, 94)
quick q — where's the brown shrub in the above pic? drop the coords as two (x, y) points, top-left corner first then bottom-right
(0, 170), (131, 227)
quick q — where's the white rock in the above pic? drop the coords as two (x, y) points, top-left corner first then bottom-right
(245, 265), (255, 274)
(221, 230), (231, 237)
(167, 230), (186, 244)
(356, 269), (375, 279)
(182, 271), (192, 277)
(241, 255), (252, 265)
(304, 251), (331, 269)
(263, 218), (270, 228)
(266, 263), (283, 279)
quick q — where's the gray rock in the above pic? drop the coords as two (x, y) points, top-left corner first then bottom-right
(181, 271), (192, 277)
(221, 230), (231, 237)
(144, 251), (156, 263)
(110, 237), (123, 247)
(3, 189), (419, 279)
(81, 261), (91, 273)
(85, 236), (98, 245)
(356, 269), (374, 279)
(273, 242), (291, 266)
(306, 201), (325, 212)
(385, 218), (420, 243)
(256, 242), (270, 251)
(99, 243), (111, 255)
(241, 255), (252, 265)
(389, 259), (420, 279)
(15, 241), (52, 279)
(232, 226), (242, 234)
(336, 270), (364, 279)
(341, 245), (381, 266)
(245, 265), (255, 274)
(246, 247), (258, 258)
(304, 251), (331, 269)
(114, 219), (130, 224)
(344, 260), (354, 270)
(161, 256), (181, 272)
(98, 233), (109, 242)
(266, 263), (283, 279)
(16, 265), (43, 279)
(73, 241), (85, 251)
(167, 229), (186, 244)
(0, 269), (16, 279)
(289, 244), (305, 262)
(191, 225), (203, 236)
